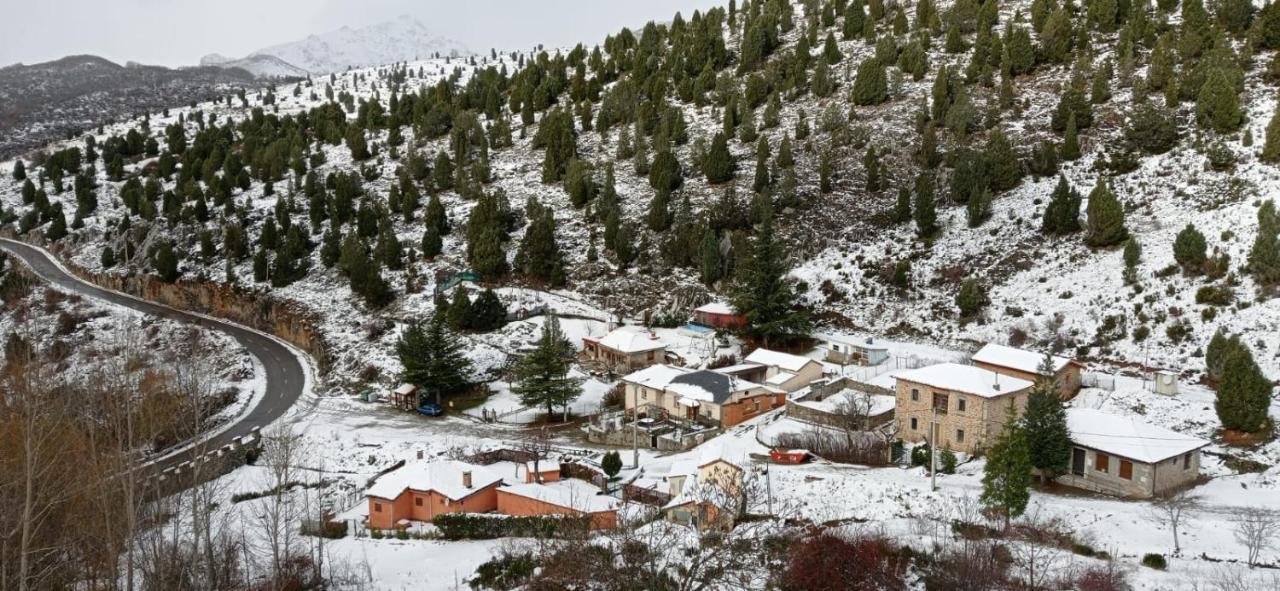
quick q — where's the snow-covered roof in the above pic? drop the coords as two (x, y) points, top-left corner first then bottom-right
(694, 302), (737, 315)
(745, 348), (819, 373)
(1067, 409), (1208, 464)
(698, 439), (750, 470)
(765, 372), (794, 386)
(667, 370), (774, 404)
(972, 344), (1076, 375)
(622, 364), (691, 389)
(500, 480), (621, 514)
(524, 461), (561, 474)
(587, 325), (666, 353)
(713, 362), (765, 375)
(894, 363), (1034, 398)
(820, 334), (889, 351)
(393, 383), (417, 395)
(366, 460), (504, 501)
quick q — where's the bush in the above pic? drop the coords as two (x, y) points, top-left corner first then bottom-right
(1195, 285), (1234, 306)
(781, 532), (906, 591)
(1141, 553), (1167, 569)
(1124, 104), (1179, 154)
(432, 513), (590, 540)
(911, 443), (932, 467)
(471, 553), (537, 590)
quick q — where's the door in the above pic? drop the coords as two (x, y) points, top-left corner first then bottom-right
(1071, 448), (1086, 476)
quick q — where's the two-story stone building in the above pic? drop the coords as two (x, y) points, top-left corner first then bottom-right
(894, 363), (1035, 454)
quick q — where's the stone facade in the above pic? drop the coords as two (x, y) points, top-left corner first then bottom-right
(1056, 447), (1202, 499)
(972, 361), (1082, 400)
(894, 378), (1032, 455)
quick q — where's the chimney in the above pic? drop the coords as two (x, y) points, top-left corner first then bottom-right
(462, 471), (473, 489)
(992, 370), (1001, 391)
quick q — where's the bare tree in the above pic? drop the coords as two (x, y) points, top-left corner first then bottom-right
(519, 428), (554, 484)
(1146, 490), (1201, 555)
(1234, 507), (1280, 567)
(255, 424), (306, 586)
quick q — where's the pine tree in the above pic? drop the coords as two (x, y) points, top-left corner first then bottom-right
(730, 205), (811, 346)
(469, 289), (508, 332)
(894, 185), (912, 223)
(1173, 223), (1208, 272)
(984, 128), (1022, 192)
(956, 278), (988, 317)
(864, 147), (881, 192)
(154, 241), (180, 283)
(701, 228), (722, 286)
(1062, 113), (1081, 160)
(1215, 344), (1273, 433)
(981, 406), (1033, 530)
(514, 206), (566, 286)
(1085, 177), (1127, 247)
(1023, 355), (1072, 481)
(823, 32), (843, 63)
(851, 58), (889, 105)
(752, 136), (771, 193)
(1249, 200), (1280, 285)
(396, 315), (472, 406)
(538, 108), (578, 183)
(914, 172), (938, 237)
(512, 313), (581, 420)
(446, 285), (472, 330)
(101, 246), (116, 268)
(11, 160), (24, 181)
(1206, 330), (1244, 381)
(1265, 105), (1280, 163)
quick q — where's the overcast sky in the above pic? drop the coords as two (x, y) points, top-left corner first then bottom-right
(2, 0), (728, 68)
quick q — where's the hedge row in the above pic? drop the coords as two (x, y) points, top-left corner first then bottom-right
(432, 513), (590, 540)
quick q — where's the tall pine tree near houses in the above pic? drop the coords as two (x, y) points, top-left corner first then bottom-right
(981, 405), (1033, 530)
(512, 313), (582, 421)
(730, 204), (811, 347)
(396, 314), (472, 406)
(1023, 355), (1072, 483)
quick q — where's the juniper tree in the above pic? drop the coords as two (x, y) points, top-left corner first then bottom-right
(823, 32), (843, 63)
(396, 314), (472, 406)
(11, 160), (24, 181)
(967, 188), (993, 227)
(864, 147), (881, 192)
(701, 228), (722, 286)
(1042, 175), (1083, 234)
(446, 284), (472, 330)
(981, 406), (1033, 530)
(1173, 223), (1208, 272)
(1249, 200), (1280, 286)
(704, 132), (735, 184)
(1206, 330), (1244, 381)
(253, 247), (270, 282)
(1062, 113), (1081, 160)
(1085, 177), (1126, 247)
(1265, 105), (1280, 163)
(752, 136), (771, 193)
(514, 206), (566, 286)
(1196, 70), (1243, 132)
(153, 241), (180, 283)
(851, 58), (889, 105)
(984, 128), (1022, 192)
(469, 289), (508, 332)
(956, 278), (988, 317)
(894, 185), (912, 223)
(1123, 236), (1142, 284)
(914, 172), (938, 237)
(1215, 344), (1272, 433)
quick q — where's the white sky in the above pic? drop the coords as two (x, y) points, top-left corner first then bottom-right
(2, 0), (728, 68)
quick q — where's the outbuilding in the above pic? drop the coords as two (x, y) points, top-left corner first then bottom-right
(691, 302), (747, 330)
(1057, 408), (1208, 498)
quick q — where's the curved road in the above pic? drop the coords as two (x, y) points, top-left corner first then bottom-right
(0, 237), (308, 477)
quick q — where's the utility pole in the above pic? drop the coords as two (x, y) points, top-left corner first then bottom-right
(930, 405), (938, 492)
(631, 391), (640, 469)
(765, 463), (773, 515)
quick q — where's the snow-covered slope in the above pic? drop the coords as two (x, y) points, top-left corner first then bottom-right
(197, 53), (310, 79)
(212, 16), (469, 76)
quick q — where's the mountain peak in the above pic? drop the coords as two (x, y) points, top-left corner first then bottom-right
(228, 18), (469, 75)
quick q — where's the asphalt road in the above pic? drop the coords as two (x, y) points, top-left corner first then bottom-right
(0, 237), (308, 477)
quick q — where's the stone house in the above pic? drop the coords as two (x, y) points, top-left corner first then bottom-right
(971, 343), (1083, 399)
(1057, 408), (1208, 498)
(582, 325), (667, 373)
(894, 363), (1035, 455)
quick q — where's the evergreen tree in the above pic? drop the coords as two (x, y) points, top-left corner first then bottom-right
(864, 147), (881, 192)
(981, 406), (1033, 530)
(1196, 69), (1243, 132)
(1206, 330), (1243, 381)
(1023, 355), (1072, 482)
(446, 284), (472, 330)
(1042, 175), (1083, 234)
(1215, 345), (1273, 433)
(153, 242), (180, 283)
(752, 136), (771, 193)
(730, 206), (811, 346)
(1264, 105), (1280, 163)
(984, 128), (1022, 192)
(704, 132), (735, 184)
(514, 206), (566, 286)
(101, 246), (116, 268)
(851, 58), (889, 105)
(649, 148), (683, 194)
(602, 451), (623, 479)
(956, 278), (988, 317)
(1085, 177), (1126, 247)
(511, 313), (581, 420)
(1249, 200), (1280, 286)
(823, 32), (843, 63)
(701, 228), (722, 286)
(914, 172), (938, 237)
(1062, 113), (1081, 160)
(469, 289), (508, 332)
(967, 188), (993, 228)
(11, 160), (24, 181)
(538, 108), (578, 183)
(396, 315), (472, 406)
(1173, 223), (1208, 272)
(1123, 236), (1142, 284)
(894, 185), (912, 223)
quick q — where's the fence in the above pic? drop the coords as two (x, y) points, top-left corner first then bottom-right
(623, 483), (674, 507)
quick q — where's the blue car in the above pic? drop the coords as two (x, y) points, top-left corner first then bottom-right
(416, 403), (444, 417)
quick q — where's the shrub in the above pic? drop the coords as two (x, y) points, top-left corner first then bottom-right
(911, 443), (932, 467)
(781, 532), (906, 591)
(471, 552), (537, 590)
(1141, 553), (1167, 570)
(432, 513), (590, 540)
(1195, 285), (1234, 306)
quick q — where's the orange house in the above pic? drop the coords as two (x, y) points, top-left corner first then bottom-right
(496, 480), (621, 529)
(365, 461), (504, 530)
(692, 302), (747, 329)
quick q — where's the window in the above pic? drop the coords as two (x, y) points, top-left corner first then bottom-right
(754, 400), (761, 412)
(956, 429), (965, 443)
(932, 392), (949, 414)
(373, 502), (383, 512)
(957, 398), (966, 412)
(641, 391), (648, 400)
(415, 497), (423, 507)
(910, 418), (918, 430)
(1183, 452), (1192, 470)
(1095, 453), (1110, 473)
(911, 388), (919, 402)
(1119, 460), (1133, 480)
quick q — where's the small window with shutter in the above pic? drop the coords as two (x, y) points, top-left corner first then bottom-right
(1095, 453), (1110, 473)
(1119, 460), (1133, 480)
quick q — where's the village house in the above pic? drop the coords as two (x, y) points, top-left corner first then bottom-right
(664, 441), (749, 530)
(497, 479), (622, 529)
(364, 460), (505, 530)
(822, 335), (891, 367)
(691, 302), (747, 330)
(1057, 409), (1208, 498)
(622, 364), (785, 428)
(894, 363), (1035, 455)
(971, 343), (1083, 399)
(717, 348), (826, 393)
(581, 325), (667, 373)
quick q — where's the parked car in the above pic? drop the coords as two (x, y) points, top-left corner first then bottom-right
(416, 403), (444, 417)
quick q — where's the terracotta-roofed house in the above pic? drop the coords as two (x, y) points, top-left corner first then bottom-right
(496, 479), (622, 529)
(365, 460), (506, 530)
(894, 363), (1035, 454)
(582, 326), (667, 372)
(1057, 409), (1208, 498)
(971, 343), (1083, 399)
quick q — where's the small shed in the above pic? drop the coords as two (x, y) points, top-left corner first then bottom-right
(1153, 371), (1178, 396)
(769, 449), (812, 464)
(824, 336), (890, 366)
(390, 383), (418, 411)
(692, 302), (747, 330)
